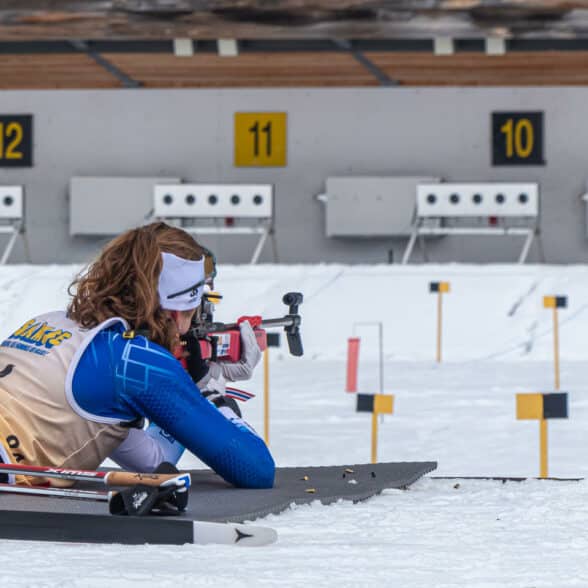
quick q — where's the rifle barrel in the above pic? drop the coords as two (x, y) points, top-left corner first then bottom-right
(204, 316), (297, 334)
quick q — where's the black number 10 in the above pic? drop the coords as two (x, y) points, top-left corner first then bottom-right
(249, 121), (272, 157)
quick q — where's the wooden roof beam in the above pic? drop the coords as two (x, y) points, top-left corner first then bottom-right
(332, 39), (398, 86)
(69, 40), (141, 87)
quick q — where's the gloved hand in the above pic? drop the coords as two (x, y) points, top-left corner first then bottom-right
(237, 315), (263, 328)
(180, 332), (209, 383)
(197, 363), (242, 418)
(220, 320), (262, 381)
(197, 361), (227, 396)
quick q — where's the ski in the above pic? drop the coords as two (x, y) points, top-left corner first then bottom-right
(191, 520), (278, 547)
(0, 462), (190, 488)
(0, 483), (277, 546)
(0, 481), (109, 501)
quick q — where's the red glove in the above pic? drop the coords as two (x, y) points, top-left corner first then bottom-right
(237, 315), (262, 329)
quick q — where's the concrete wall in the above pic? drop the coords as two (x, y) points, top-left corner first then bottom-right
(0, 87), (586, 264)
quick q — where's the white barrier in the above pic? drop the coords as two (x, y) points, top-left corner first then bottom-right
(0, 186), (26, 264)
(154, 184), (276, 264)
(402, 183), (541, 264)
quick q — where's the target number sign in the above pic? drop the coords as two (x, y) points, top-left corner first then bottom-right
(492, 111), (544, 166)
(234, 112), (287, 167)
(0, 115), (32, 167)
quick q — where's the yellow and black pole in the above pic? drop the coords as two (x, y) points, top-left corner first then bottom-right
(263, 348), (269, 444)
(430, 282), (450, 363)
(516, 392), (568, 478)
(356, 393), (394, 463)
(263, 332), (281, 447)
(543, 296), (567, 391)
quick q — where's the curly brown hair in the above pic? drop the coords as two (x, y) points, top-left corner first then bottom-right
(67, 222), (206, 350)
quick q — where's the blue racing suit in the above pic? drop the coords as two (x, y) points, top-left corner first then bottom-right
(72, 324), (274, 488)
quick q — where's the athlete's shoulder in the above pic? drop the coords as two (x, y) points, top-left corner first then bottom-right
(102, 327), (174, 363)
(11, 311), (127, 335)
(112, 331), (187, 397)
(35, 309), (67, 322)
(117, 331), (176, 361)
(23, 309), (70, 327)
(4, 310), (78, 351)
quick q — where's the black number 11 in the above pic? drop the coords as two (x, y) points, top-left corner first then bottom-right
(249, 121), (272, 157)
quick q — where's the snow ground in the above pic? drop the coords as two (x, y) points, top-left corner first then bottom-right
(3, 477), (588, 588)
(0, 264), (587, 587)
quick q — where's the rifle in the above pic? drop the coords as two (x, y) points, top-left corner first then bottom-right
(189, 292), (304, 358)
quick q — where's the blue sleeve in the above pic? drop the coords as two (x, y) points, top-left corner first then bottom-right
(113, 335), (275, 489)
(73, 329), (274, 488)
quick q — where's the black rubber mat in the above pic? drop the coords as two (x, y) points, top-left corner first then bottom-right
(0, 461), (436, 544)
(183, 461), (438, 521)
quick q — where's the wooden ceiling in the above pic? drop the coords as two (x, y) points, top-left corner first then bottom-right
(1, 50), (588, 89)
(2, 2), (588, 89)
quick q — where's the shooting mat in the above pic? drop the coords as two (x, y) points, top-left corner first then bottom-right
(0, 461), (437, 544)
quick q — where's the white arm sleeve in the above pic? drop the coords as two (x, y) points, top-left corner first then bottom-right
(109, 426), (185, 472)
(219, 321), (262, 381)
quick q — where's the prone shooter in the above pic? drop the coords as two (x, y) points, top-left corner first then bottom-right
(178, 291), (304, 417)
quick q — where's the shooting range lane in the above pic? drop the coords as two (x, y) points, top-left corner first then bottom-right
(0, 462), (436, 544)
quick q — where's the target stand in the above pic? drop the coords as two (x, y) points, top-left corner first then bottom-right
(154, 183), (277, 264)
(0, 186), (28, 264)
(402, 183), (541, 264)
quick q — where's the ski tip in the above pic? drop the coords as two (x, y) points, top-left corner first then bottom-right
(232, 523), (278, 547)
(192, 520), (278, 547)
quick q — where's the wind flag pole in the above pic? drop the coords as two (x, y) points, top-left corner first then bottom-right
(543, 296), (567, 390)
(516, 392), (568, 478)
(430, 282), (450, 363)
(356, 393), (394, 463)
(263, 332), (282, 446)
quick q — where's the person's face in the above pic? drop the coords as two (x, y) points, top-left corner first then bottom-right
(169, 308), (197, 335)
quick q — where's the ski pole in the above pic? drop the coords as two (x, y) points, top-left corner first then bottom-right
(0, 481), (110, 501)
(0, 463), (191, 488)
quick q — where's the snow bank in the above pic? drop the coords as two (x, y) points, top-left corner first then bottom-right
(1, 263), (587, 362)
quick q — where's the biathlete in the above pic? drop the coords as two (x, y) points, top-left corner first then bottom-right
(0, 222), (275, 488)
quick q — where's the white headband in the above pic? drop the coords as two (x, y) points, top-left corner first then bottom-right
(158, 252), (206, 311)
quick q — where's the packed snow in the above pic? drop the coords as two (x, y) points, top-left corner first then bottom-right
(0, 263), (587, 587)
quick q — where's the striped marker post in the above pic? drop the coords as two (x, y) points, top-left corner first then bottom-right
(349, 322), (384, 395)
(357, 393), (394, 463)
(516, 392), (568, 478)
(430, 282), (450, 363)
(346, 337), (361, 393)
(543, 296), (567, 390)
(263, 332), (281, 446)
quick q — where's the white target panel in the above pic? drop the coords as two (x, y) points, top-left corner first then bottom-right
(416, 183), (539, 218)
(0, 186), (23, 219)
(154, 184), (273, 219)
